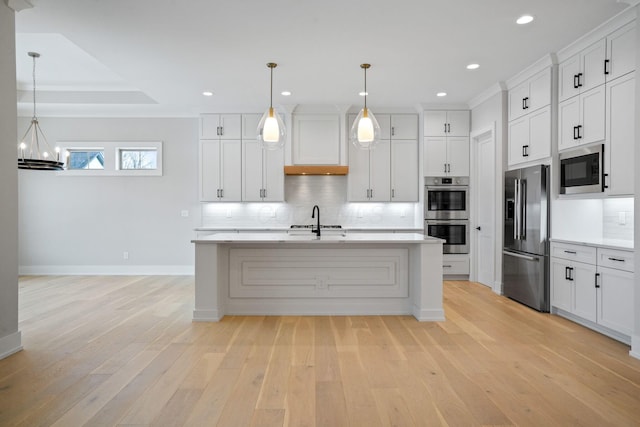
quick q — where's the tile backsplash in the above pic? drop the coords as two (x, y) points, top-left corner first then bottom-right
(603, 198), (634, 241)
(201, 176), (420, 229)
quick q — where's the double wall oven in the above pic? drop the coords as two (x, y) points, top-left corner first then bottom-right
(424, 176), (469, 254)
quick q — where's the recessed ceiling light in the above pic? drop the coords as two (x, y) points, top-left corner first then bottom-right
(516, 14), (534, 25)
(436, 92), (447, 97)
(281, 91), (291, 96)
(466, 63), (480, 70)
(359, 91), (368, 96)
(202, 91), (213, 96)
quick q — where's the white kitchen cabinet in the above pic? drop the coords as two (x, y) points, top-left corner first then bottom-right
(424, 136), (469, 176)
(558, 85), (605, 151)
(424, 110), (469, 137)
(605, 21), (636, 83)
(508, 106), (551, 166)
(241, 113), (261, 140)
(242, 140), (284, 202)
(605, 72), (635, 196)
(551, 241), (634, 342)
(200, 139), (242, 201)
(442, 254), (469, 276)
(348, 139), (391, 201)
(508, 68), (552, 121)
(201, 114), (242, 139)
(558, 39), (606, 103)
(391, 139), (418, 201)
(597, 266), (634, 336)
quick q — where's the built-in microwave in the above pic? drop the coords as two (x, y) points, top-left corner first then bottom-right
(559, 144), (604, 195)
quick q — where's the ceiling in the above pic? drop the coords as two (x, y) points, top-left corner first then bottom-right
(13, 0), (635, 117)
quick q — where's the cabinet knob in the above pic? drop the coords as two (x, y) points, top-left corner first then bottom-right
(475, 226), (481, 231)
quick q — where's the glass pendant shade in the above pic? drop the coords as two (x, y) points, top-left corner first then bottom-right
(257, 62), (285, 150)
(350, 63), (380, 149)
(350, 107), (381, 150)
(258, 106), (286, 150)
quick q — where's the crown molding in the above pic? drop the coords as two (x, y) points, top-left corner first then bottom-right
(5, 0), (33, 12)
(467, 82), (507, 110)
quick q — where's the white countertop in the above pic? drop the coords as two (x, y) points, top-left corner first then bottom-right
(192, 232), (442, 244)
(550, 237), (634, 251)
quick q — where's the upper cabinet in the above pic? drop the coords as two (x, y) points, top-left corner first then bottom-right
(558, 85), (605, 151)
(559, 21), (635, 103)
(506, 64), (552, 168)
(605, 72), (635, 196)
(242, 139), (284, 202)
(508, 68), (552, 121)
(424, 110), (470, 176)
(347, 113), (418, 202)
(201, 114), (242, 140)
(558, 40), (606, 103)
(424, 110), (469, 137)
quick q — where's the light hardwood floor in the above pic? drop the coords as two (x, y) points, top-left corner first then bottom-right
(1, 276), (640, 426)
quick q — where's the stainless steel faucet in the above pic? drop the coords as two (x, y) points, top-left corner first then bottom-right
(311, 205), (320, 237)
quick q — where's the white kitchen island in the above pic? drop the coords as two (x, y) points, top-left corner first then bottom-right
(192, 233), (444, 322)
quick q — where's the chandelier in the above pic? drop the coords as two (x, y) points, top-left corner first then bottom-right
(17, 52), (64, 170)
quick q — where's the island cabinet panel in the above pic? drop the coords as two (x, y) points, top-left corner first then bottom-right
(228, 248), (408, 298)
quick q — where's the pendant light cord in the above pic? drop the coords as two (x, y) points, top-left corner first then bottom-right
(363, 66), (367, 110)
(270, 65), (273, 109)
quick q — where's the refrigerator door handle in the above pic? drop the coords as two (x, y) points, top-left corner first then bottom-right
(503, 249), (539, 262)
(514, 178), (520, 240)
(519, 179), (527, 240)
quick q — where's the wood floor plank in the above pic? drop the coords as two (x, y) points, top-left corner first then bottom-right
(1, 276), (639, 426)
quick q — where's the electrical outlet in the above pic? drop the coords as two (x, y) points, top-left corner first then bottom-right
(181, 210), (189, 217)
(123, 251), (129, 260)
(618, 212), (626, 225)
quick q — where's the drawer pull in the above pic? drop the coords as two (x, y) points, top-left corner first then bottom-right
(563, 250), (577, 254)
(443, 265), (452, 268)
(608, 257), (625, 262)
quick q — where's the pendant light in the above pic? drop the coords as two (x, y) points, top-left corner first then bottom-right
(257, 62), (286, 150)
(17, 52), (64, 171)
(350, 63), (381, 150)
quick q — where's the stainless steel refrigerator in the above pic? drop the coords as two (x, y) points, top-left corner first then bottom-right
(503, 164), (550, 312)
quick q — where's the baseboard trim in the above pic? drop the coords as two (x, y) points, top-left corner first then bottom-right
(192, 309), (222, 322)
(413, 307), (446, 322)
(631, 334), (640, 360)
(493, 280), (502, 295)
(0, 331), (23, 360)
(19, 265), (194, 276)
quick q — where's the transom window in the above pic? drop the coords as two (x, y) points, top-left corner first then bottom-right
(118, 148), (158, 170)
(66, 150), (105, 170)
(58, 141), (162, 176)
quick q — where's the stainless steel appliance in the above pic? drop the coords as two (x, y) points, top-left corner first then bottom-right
(559, 144), (605, 194)
(503, 164), (550, 312)
(425, 219), (469, 254)
(424, 176), (469, 220)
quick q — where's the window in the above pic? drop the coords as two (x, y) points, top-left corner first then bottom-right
(118, 149), (158, 170)
(67, 150), (105, 170)
(58, 141), (162, 176)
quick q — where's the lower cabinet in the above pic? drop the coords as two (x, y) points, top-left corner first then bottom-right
(442, 254), (469, 276)
(550, 241), (634, 341)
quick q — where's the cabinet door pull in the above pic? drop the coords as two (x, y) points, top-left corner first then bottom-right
(443, 265), (452, 268)
(522, 145), (529, 157)
(522, 98), (526, 110)
(565, 266), (574, 281)
(595, 272), (600, 288)
(577, 125), (582, 139)
(447, 123), (451, 133)
(392, 189), (395, 198)
(524, 97), (529, 109)
(370, 189), (373, 199)
(577, 73), (583, 87)
(444, 123), (447, 134)
(604, 59), (610, 75)
(573, 126), (578, 140)
(608, 257), (625, 262)
(444, 163), (447, 173)
(603, 173), (609, 190)
(220, 189), (224, 198)
(391, 126), (395, 136)
(564, 250), (577, 254)
(573, 74), (580, 89)
(447, 163), (451, 173)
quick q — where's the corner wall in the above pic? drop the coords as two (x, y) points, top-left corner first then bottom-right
(0, 3), (22, 359)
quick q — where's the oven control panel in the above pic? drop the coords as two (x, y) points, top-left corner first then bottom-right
(425, 176), (469, 186)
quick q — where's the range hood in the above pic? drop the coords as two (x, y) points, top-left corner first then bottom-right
(284, 165), (349, 175)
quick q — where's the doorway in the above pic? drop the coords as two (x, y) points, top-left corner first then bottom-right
(471, 125), (496, 290)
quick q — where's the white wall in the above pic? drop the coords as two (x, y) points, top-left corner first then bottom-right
(18, 117), (199, 275)
(470, 89), (507, 292)
(0, 3), (21, 359)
